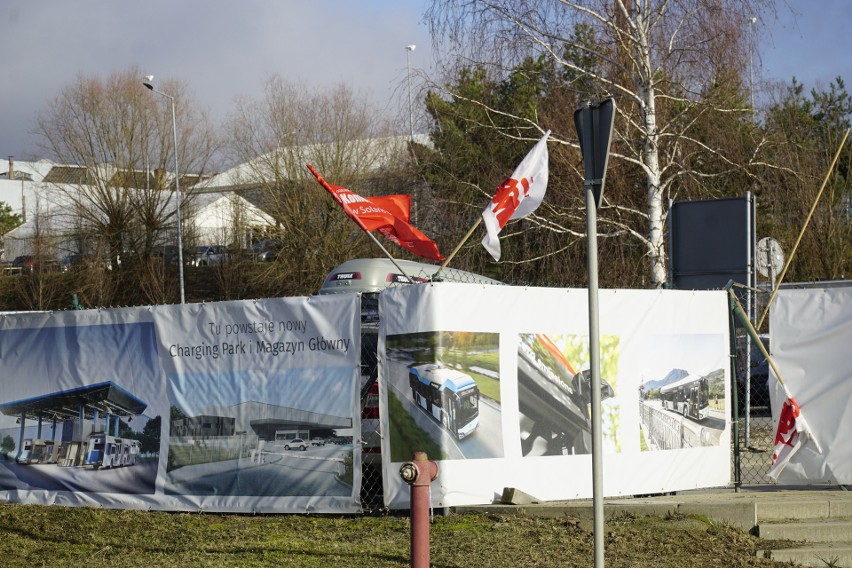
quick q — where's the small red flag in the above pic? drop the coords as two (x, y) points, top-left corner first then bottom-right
(767, 386), (822, 480)
(307, 164), (444, 261)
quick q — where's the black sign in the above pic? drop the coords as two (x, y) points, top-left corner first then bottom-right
(573, 98), (615, 207)
(669, 196), (754, 296)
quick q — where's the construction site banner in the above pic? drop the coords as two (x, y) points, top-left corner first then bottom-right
(769, 286), (852, 484)
(379, 284), (731, 508)
(0, 295), (362, 513)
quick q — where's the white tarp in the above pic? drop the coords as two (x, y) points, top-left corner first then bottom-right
(769, 286), (852, 484)
(0, 295), (362, 513)
(379, 284), (731, 508)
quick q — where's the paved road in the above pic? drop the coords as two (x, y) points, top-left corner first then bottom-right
(164, 444), (351, 496)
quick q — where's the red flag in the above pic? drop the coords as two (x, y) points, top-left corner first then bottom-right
(767, 386), (822, 480)
(307, 164), (444, 261)
(482, 130), (550, 261)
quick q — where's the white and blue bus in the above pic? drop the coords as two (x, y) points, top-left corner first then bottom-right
(84, 432), (140, 469)
(660, 374), (710, 421)
(408, 363), (480, 440)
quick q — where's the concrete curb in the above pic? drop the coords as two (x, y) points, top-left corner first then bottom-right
(455, 488), (852, 533)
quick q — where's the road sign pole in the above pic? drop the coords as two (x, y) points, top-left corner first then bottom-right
(574, 98), (615, 568)
(586, 181), (605, 568)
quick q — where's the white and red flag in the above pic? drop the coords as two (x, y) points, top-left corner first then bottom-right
(767, 384), (822, 480)
(307, 164), (445, 261)
(481, 130), (551, 261)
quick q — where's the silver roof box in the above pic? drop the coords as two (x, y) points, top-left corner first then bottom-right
(318, 258), (501, 296)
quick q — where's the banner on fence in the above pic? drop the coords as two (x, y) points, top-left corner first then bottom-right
(378, 284), (731, 508)
(0, 295), (361, 513)
(769, 286), (852, 484)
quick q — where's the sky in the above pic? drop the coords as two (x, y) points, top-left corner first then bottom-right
(2, 1), (851, 164)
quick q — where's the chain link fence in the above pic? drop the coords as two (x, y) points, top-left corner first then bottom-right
(358, 331), (383, 512)
(354, 265), (503, 512)
(732, 327), (775, 486)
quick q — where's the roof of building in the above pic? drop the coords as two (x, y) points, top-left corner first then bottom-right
(43, 165), (94, 185)
(0, 381), (148, 421)
(200, 133), (432, 190)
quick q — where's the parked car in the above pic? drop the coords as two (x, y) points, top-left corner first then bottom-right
(60, 253), (87, 272)
(152, 245), (181, 266)
(251, 238), (281, 262)
(736, 334), (771, 414)
(11, 255), (34, 274)
(190, 245), (232, 267)
(310, 438), (326, 446)
(9, 255), (61, 274)
(283, 438), (307, 451)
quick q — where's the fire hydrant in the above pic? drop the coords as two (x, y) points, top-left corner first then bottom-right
(399, 451), (439, 568)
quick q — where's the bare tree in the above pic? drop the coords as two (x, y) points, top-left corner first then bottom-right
(226, 77), (419, 293)
(14, 197), (62, 310)
(34, 67), (218, 299)
(426, 0), (774, 287)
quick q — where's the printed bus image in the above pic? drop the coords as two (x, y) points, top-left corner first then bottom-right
(408, 363), (480, 440)
(660, 374), (710, 421)
(386, 330), (503, 461)
(637, 332), (727, 451)
(84, 433), (141, 469)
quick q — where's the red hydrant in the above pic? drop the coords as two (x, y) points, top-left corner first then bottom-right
(399, 451), (439, 568)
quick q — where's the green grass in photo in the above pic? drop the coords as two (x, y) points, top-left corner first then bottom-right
(387, 390), (444, 462)
(469, 373), (500, 402)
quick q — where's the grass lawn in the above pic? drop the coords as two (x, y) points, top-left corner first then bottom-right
(0, 502), (797, 567)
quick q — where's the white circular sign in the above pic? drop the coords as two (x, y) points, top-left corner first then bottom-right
(756, 237), (784, 278)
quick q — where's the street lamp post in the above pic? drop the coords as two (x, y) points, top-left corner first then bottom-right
(405, 45), (416, 140)
(748, 17), (757, 123)
(143, 75), (185, 304)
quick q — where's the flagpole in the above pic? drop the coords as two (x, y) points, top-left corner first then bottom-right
(362, 229), (413, 283)
(756, 128), (850, 330)
(433, 217), (482, 280)
(728, 288), (786, 388)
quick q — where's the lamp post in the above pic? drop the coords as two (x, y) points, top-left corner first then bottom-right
(143, 75), (185, 304)
(748, 17), (757, 123)
(405, 45), (416, 140)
